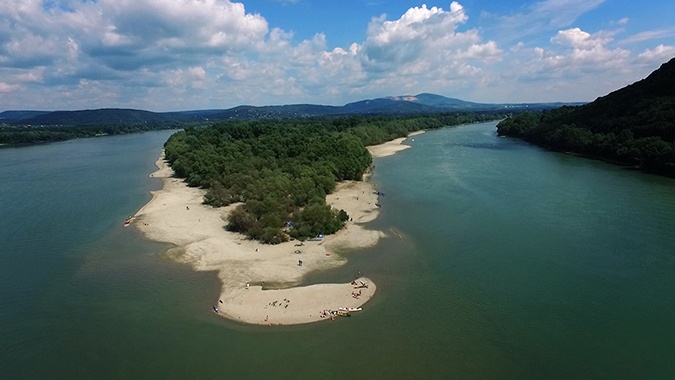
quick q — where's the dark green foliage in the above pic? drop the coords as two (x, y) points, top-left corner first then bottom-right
(0, 121), (192, 145)
(226, 205), (257, 233)
(497, 58), (675, 177)
(165, 113), (503, 243)
(0, 96), (508, 146)
(338, 209), (349, 222)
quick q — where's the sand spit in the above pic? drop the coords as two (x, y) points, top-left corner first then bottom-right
(366, 130), (424, 158)
(134, 132), (419, 325)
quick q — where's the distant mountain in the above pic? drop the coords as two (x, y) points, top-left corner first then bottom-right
(1, 94), (579, 127)
(391, 93), (484, 108)
(2, 108), (178, 126)
(201, 104), (342, 120)
(497, 57), (675, 176)
(0, 110), (51, 122)
(343, 93), (582, 114)
(342, 97), (434, 114)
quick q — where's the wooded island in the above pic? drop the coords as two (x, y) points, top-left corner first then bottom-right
(164, 113), (501, 243)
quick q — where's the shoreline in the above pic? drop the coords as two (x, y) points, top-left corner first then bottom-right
(134, 131), (423, 325)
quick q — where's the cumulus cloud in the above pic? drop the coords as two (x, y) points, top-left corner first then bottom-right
(1, 0), (269, 70)
(0, 0), (276, 109)
(0, 1), (672, 110)
(523, 27), (630, 80)
(551, 28), (611, 49)
(362, 2), (470, 66)
(638, 45), (675, 63)
(359, 0), (502, 97)
(0, 1), (510, 109)
(481, 24), (663, 104)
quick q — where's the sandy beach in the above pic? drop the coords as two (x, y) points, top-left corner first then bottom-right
(366, 130), (424, 158)
(134, 131), (422, 325)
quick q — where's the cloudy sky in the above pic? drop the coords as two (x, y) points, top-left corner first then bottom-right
(1, 0), (674, 111)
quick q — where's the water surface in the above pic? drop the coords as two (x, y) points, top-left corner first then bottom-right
(1, 123), (673, 379)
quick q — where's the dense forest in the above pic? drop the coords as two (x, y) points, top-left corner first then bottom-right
(1, 92), (573, 146)
(497, 58), (675, 177)
(164, 113), (502, 243)
(0, 122), (192, 145)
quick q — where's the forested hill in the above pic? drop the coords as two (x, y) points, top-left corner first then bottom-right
(1, 93), (577, 145)
(164, 113), (501, 243)
(0, 108), (194, 145)
(497, 57), (675, 177)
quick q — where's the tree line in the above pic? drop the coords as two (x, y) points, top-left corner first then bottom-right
(164, 113), (502, 243)
(0, 122), (200, 145)
(497, 107), (675, 177)
(497, 58), (675, 177)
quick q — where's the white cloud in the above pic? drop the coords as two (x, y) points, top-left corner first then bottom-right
(524, 27), (630, 79)
(360, 1), (501, 83)
(0, 82), (20, 93)
(551, 28), (611, 50)
(457, 41), (502, 63)
(0, 1), (672, 110)
(511, 42), (526, 52)
(621, 28), (675, 45)
(188, 66), (207, 81)
(638, 45), (675, 63)
(485, 0), (606, 42)
(14, 67), (45, 83)
(528, 0), (606, 28)
(485, 24), (651, 103)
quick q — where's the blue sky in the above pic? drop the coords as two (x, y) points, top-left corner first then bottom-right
(1, 0), (674, 111)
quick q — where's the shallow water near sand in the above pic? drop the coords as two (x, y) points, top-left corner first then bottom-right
(1, 122), (674, 378)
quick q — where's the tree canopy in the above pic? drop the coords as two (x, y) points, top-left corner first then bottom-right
(0, 122), (191, 145)
(164, 113), (502, 243)
(497, 58), (675, 177)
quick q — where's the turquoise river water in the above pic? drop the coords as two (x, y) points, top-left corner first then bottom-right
(0, 122), (673, 379)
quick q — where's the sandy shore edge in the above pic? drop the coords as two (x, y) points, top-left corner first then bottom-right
(134, 131), (423, 325)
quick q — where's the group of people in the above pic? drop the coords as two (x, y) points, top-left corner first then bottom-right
(319, 310), (337, 320)
(350, 275), (367, 299)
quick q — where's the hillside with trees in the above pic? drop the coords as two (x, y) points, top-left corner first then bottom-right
(164, 113), (501, 243)
(497, 57), (675, 176)
(0, 122), (190, 145)
(1, 93), (570, 146)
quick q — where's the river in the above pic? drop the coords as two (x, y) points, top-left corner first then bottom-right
(1, 122), (673, 378)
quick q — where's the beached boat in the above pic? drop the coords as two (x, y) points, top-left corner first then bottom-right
(336, 311), (351, 317)
(123, 217), (133, 227)
(213, 305), (219, 313)
(338, 307), (362, 312)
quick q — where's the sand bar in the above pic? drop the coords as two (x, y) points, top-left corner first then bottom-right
(134, 131), (420, 325)
(366, 130), (424, 157)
